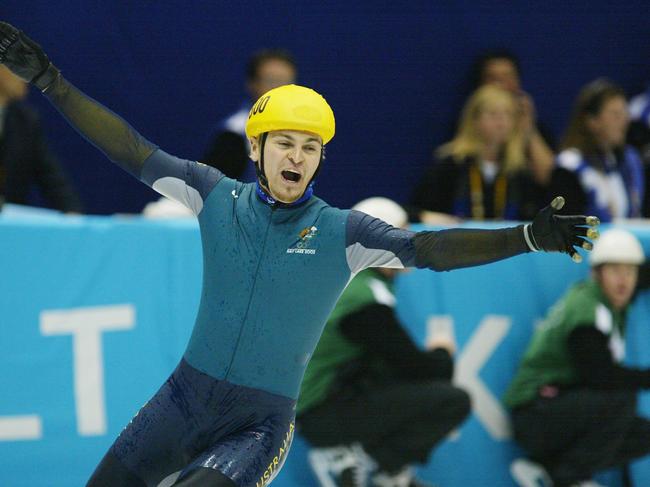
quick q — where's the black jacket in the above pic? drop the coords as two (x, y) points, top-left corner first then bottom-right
(410, 153), (545, 222)
(340, 302), (454, 382)
(0, 101), (82, 212)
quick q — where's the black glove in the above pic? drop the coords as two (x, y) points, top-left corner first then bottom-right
(0, 21), (59, 92)
(524, 196), (600, 263)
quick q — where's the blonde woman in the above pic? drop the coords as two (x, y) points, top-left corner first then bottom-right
(411, 85), (544, 224)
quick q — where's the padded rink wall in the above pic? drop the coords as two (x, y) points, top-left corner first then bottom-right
(1, 210), (649, 487)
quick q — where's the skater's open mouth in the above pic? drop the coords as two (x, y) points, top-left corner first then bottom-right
(282, 170), (302, 183)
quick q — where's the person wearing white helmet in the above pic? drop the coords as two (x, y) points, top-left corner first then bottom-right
(0, 21), (599, 487)
(505, 228), (650, 487)
(297, 197), (469, 487)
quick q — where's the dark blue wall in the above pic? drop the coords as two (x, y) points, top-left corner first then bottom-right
(5, 1), (650, 214)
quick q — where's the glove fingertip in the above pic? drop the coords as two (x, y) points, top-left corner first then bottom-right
(586, 216), (600, 227)
(551, 196), (565, 211)
(571, 252), (583, 264)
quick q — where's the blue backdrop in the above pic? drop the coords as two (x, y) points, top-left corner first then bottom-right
(1, 210), (649, 486)
(3, 1), (650, 213)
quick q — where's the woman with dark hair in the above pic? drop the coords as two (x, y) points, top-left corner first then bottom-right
(551, 79), (645, 221)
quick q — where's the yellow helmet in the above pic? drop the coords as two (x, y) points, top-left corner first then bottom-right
(245, 84), (335, 144)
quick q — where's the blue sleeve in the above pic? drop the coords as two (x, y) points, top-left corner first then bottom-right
(140, 149), (225, 216)
(44, 76), (158, 177)
(346, 210), (529, 273)
(345, 210), (416, 273)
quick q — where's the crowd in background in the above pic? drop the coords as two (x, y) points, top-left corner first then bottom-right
(410, 51), (650, 226)
(1, 48), (650, 226)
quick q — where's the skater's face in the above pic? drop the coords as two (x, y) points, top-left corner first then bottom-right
(250, 130), (322, 203)
(593, 263), (638, 310)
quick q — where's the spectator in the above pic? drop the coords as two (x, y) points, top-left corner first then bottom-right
(551, 79), (645, 221)
(298, 197), (470, 487)
(470, 49), (555, 185)
(0, 65), (81, 212)
(201, 48), (297, 180)
(505, 228), (650, 487)
(411, 85), (543, 224)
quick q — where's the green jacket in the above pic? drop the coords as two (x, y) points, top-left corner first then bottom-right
(504, 279), (626, 408)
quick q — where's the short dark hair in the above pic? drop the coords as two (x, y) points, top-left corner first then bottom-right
(246, 49), (297, 82)
(470, 49), (521, 90)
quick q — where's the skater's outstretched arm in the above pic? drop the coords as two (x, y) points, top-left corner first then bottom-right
(346, 197), (600, 272)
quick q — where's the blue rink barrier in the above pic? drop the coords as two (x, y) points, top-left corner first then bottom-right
(1, 211), (649, 487)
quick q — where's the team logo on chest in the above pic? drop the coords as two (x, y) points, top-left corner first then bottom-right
(286, 226), (318, 255)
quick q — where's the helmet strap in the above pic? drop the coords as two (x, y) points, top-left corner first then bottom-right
(255, 132), (270, 191)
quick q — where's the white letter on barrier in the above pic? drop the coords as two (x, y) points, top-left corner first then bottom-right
(40, 305), (135, 436)
(0, 415), (43, 441)
(455, 315), (512, 440)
